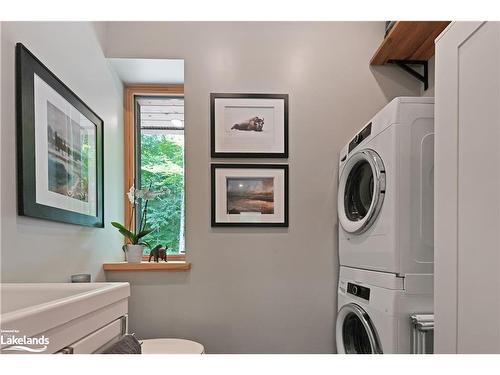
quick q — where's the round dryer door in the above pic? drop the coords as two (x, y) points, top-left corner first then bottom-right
(336, 303), (382, 354)
(338, 149), (385, 234)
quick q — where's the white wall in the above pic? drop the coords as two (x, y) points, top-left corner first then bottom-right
(1, 22), (124, 282)
(104, 21), (420, 353)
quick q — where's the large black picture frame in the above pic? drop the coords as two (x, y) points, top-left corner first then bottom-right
(16, 43), (104, 227)
(211, 163), (289, 227)
(210, 93), (289, 158)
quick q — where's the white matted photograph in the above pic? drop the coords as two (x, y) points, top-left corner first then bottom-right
(34, 74), (97, 216)
(210, 93), (288, 158)
(211, 164), (288, 226)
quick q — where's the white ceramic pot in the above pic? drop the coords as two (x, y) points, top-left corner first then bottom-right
(126, 244), (144, 263)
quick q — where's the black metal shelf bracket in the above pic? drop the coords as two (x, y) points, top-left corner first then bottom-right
(387, 59), (429, 90)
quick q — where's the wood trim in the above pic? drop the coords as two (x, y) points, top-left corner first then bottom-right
(103, 261), (191, 272)
(370, 21), (451, 65)
(123, 84), (184, 243)
(141, 254), (186, 261)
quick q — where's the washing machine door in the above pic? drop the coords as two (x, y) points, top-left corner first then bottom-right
(338, 149), (385, 234)
(336, 303), (382, 354)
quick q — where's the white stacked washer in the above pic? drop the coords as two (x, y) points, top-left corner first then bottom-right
(336, 267), (433, 354)
(336, 97), (435, 354)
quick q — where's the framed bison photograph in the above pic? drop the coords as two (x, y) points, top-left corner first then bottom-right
(210, 93), (288, 158)
(211, 164), (288, 227)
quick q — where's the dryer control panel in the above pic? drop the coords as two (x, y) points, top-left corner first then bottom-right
(348, 122), (372, 153)
(347, 282), (370, 301)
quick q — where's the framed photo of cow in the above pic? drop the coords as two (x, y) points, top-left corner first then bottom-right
(210, 93), (289, 158)
(16, 43), (104, 227)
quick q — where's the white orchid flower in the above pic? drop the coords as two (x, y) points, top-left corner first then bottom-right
(126, 186), (168, 203)
(143, 190), (159, 200)
(127, 186), (135, 204)
(135, 189), (146, 199)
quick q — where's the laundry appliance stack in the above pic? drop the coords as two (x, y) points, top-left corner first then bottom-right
(336, 97), (435, 354)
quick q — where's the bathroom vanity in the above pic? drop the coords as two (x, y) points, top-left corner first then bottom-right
(0, 283), (130, 354)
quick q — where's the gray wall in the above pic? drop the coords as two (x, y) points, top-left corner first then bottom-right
(104, 22), (420, 353)
(422, 56), (435, 97)
(0, 22), (3, 274)
(0, 22), (124, 282)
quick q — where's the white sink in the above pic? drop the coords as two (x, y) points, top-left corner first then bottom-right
(0, 283), (130, 353)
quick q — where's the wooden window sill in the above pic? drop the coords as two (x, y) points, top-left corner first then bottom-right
(103, 261), (191, 271)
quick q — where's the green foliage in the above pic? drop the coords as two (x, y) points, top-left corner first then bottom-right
(140, 134), (184, 254)
(111, 221), (153, 245)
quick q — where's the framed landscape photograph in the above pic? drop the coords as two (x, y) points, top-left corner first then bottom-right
(16, 43), (104, 227)
(211, 164), (288, 227)
(210, 93), (289, 158)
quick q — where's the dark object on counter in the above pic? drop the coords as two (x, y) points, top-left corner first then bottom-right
(385, 21), (396, 36)
(71, 274), (91, 283)
(102, 334), (142, 354)
(148, 245), (168, 262)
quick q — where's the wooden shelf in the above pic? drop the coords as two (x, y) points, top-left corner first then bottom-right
(370, 21), (451, 65)
(103, 261), (191, 272)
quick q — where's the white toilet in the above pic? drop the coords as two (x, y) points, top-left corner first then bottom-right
(141, 338), (205, 354)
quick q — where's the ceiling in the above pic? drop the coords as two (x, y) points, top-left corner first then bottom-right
(108, 58), (184, 85)
(137, 97), (184, 135)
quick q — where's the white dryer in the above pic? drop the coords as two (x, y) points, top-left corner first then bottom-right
(338, 97), (434, 275)
(336, 266), (433, 354)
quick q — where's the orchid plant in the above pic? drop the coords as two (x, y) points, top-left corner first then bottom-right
(111, 185), (168, 248)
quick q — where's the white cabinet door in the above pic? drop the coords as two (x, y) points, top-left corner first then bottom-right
(435, 21), (500, 353)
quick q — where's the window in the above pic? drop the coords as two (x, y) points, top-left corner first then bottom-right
(124, 86), (185, 258)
